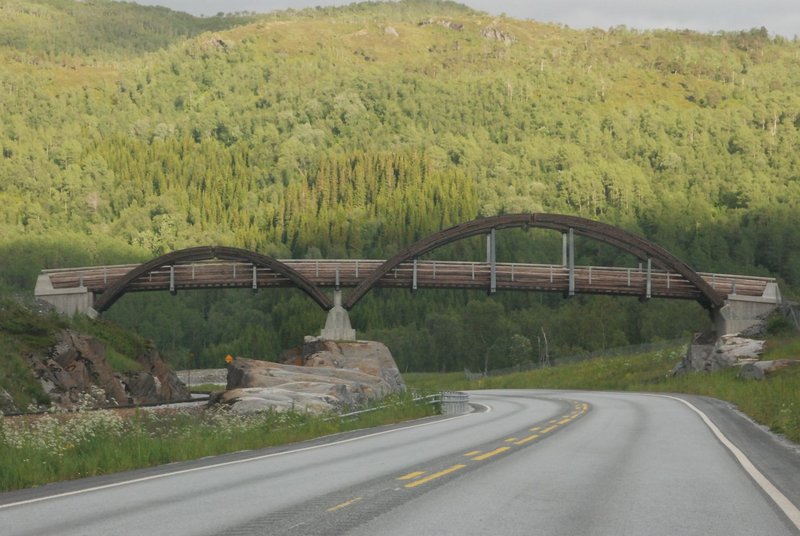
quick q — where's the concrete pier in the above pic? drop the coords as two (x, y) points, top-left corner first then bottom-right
(320, 290), (356, 341)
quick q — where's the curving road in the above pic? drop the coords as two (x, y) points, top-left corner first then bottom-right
(2, 390), (799, 535)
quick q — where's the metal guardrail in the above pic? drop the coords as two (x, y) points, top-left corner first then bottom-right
(336, 391), (470, 420)
(440, 391), (470, 415)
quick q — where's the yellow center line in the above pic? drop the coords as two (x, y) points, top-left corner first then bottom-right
(514, 434), (540, 446)
(530, 426), (541, 432)
(558, 418), (571, 424)
(464, 450), (482, 457)
(472, 446), (510, 461)
(549, 419), (558, 424)
(505, 437), (518, 443)
(326, 496), (362, 512)
(540, 425), (557, 434)
(397, 471), (425, 481)
(405, 464), (466, 488)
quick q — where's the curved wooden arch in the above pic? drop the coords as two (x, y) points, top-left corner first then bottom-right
(343, 213), (724, 310)
(92, 246), (333, 313)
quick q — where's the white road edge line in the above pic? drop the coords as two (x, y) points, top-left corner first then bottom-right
(0, 410), (478, 510)
(471, 403), (492, 413)
(661, 394), (800, 530)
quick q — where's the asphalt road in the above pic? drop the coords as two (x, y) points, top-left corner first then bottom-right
(2, 390), (799, 535)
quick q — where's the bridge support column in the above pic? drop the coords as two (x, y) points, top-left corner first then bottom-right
(487, 229), (496, 294)
(320, 290), (356, 341)
(35, 274), (96, 317)
(713, 283), (782, 336)
(568, 228), (575, 296)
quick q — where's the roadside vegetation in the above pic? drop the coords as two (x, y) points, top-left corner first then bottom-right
(0, 393), (437, 492)
(406, 334), (800, 444)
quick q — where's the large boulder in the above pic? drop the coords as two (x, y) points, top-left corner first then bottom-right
(738, 359), (800, 380)
(300, 338), (405, 393)
(671, 333), (767, 376)
(221, 339), (405, 414)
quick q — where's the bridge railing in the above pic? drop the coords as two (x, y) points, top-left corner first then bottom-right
(39, 259), (777, 301)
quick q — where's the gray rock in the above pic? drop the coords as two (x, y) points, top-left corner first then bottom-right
(121, 372), (158, 405)
(0, 387), (17, 414)
(738, 363), (765, 380)
(220, 339), (405, 414)
(672, 333), (766, 376)
(481, 26), (516, 44)
(24, 330), (189, 410)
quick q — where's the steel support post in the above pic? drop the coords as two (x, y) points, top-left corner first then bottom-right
(488, 229), (497, 294)
(252, 265), (258, 291)
(568, 228), (575, 296)
(169, 265), (176, 295)
(562, 233), (568, 267)
(645, 258), (652, 299)
(335, 265), (340, 291)
(412, 258), (418, 291)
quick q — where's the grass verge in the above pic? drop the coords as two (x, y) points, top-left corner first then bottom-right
(0, 393), (438, 492)
(406, 336), (800, 444)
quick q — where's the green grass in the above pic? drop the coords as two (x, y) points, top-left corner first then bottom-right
(0, 393), (438, 491)
(105, 348), (144, 373)
(71, 315), (147, 362)
(406, 336), (800, 444)
(764, 336), (800, 361)
(189, 383), (227, 394)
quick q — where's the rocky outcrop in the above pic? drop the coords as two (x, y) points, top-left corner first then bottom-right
(219, 339), (405, 414)
(25, 330), (190, 409)
(419, 19), (463, 31)
(671, 333), (766, 376)
(481, 26), (516, 45)
(133, 341), (189, 403)
(0, 387), (17, 414)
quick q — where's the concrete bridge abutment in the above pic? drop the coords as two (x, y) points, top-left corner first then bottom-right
(712, 282), (782, 336)
(34, 274), (97, 317)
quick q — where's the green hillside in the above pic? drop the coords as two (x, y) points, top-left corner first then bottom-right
(0, 0), (255, 58)
(1, 0), (798, 370)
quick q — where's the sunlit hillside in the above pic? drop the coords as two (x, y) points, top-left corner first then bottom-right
(1, 0), (798, 369)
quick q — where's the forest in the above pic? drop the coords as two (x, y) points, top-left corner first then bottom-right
(0, 0), (798, 371)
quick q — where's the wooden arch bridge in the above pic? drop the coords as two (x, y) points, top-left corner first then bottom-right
(35, 214), (781, 336)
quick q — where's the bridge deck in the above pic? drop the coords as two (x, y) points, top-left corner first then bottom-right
(40, 260), (773, 302)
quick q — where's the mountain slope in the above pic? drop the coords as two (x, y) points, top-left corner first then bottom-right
(0, 0), (255, 57)
(0, 0), (798, 368)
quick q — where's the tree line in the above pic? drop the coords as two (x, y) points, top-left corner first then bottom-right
(1, 0), (798, 370)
